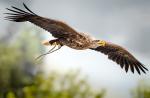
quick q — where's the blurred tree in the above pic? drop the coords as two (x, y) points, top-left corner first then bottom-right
(132, 80), (150, 98)
(0, 44), (31, 98)
(6, 71), (105, 98)
(0, 25), (43, 98)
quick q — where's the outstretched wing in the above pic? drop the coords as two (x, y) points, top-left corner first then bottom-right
(5, 3), (80, 38)
(91, 42), (148, 74)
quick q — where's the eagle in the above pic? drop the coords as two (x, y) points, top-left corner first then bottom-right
(5, 3), (148, 74)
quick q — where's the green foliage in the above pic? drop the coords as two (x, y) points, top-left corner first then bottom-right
(6, 92), (16, 98)
(5, 71), (105, 98)
(0, 44), (33, 98)
(0, 26), (43, 98)
(132, 81), (150, 98)
(0, 44), (23, 88)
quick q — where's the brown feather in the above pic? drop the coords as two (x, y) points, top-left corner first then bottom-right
(5, 4), (81, 39)
(119, 57), (124, 68)
(135, 62), (146, 74)
(125, 59), (130, 73)
(92, 41), (148, 74)
(128, 60), (134, 73)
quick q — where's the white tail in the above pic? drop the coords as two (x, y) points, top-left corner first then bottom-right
(41, 40), (50, 46)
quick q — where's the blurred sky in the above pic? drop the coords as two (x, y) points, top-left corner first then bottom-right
(1, 0), (150, 98)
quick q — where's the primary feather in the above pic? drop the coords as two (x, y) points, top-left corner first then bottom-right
(90, 42), (148, 74)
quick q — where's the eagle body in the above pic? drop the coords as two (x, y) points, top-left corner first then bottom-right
(5, 3), (148, 74)
(59, 33), (97, 50)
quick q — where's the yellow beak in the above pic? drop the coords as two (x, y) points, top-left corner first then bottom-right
(97, 40), (106, 47)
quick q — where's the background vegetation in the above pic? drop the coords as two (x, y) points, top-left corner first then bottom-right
(132, 81), (150, 98)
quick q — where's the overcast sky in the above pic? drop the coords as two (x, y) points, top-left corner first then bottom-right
(1, 0), (150, 98)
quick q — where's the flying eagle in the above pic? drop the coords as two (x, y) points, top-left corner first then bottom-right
(5, 3), (148, 74)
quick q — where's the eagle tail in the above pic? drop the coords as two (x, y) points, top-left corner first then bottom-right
(41, 40), (51, 46)
(4, 3), (36, 22)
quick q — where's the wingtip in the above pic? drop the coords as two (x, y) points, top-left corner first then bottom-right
(22, 2), (36, 15)
(23, 2), (25, 5)
(6, 8), (10, 10)
(11, 6), (14, 8)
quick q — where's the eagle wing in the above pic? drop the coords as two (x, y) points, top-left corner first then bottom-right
(5, 3), (80, 38)
(91, 42), (148, 74)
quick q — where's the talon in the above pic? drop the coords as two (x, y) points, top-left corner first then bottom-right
(49, 39), (61, 46)
(97, 40), (106, 47)
(52, 42), (58, 45)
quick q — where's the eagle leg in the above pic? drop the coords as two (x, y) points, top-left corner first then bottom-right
(49, 39), (62, 46)
(35, 40), (62, 60)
